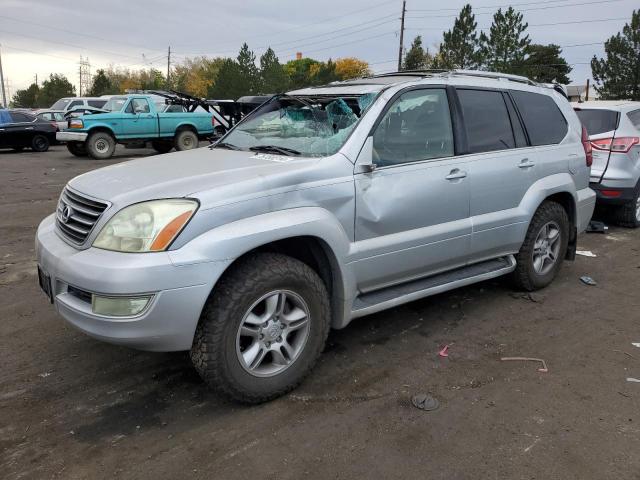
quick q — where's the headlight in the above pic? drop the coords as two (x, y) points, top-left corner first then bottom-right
(69, 118), (84, 129)
(93, 199), (198, 253)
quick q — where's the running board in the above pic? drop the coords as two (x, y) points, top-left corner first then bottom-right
(351, 255), (516, 319)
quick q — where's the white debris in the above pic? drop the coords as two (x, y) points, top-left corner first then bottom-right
(576, 250), (597, 257)
(38, 372), (51, 378)
(627, 378), (640, 383)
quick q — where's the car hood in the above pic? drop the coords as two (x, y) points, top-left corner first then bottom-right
(68, 147), (351, 209)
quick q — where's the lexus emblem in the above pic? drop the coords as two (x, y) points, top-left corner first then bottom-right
(61, 203), (73, 223)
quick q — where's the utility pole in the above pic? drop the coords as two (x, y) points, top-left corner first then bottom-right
(397, 0), (406, 71)
(167, 46), (171, 87)
(585, 78), (590, 101)
(78, 56), (91, 96)
(0, 45), (7, 108)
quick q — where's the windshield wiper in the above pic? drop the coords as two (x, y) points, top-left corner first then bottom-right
(250, 145), (301, 156)
(212, 142), (242, 151)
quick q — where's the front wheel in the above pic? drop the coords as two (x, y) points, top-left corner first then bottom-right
(66, 142), (88, 157)
(174, 129), (198, 151)
(31, 135), (50, 152)
(512, 201), (569, 291)
(86, 131), (116, 159)
(190, 253), (330, 404)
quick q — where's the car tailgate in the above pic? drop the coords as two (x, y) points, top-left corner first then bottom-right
(589, 130), (614, 183)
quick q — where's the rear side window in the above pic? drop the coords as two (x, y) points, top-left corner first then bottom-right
(10, 112), (35, 123)
(87, 100), (106, 108)
(574, 109), (619, 135)
(627, 109), (640, 129)
(67, 100), (83, 110)
(511, 91), (567, 145)
(457, 89), (515, 153)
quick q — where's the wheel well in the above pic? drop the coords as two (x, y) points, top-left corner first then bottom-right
(219, 236), (343, 325)
(176, 124), (197, 134)
(545, 192), (576, 227)
(87, 127), (115, 139)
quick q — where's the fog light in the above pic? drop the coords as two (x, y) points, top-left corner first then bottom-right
(91, 295), (152, 317)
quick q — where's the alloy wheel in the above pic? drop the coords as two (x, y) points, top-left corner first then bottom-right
(532, 221), (561, 275)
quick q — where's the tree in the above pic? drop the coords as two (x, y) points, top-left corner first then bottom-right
(335, 57), (370, 79)
(38, 74), (75, 108)
(236, 43), (260, 95)
(521, 44), (572, 84)
(403, 36), (431, 70)
(479, 7), (531, 73)
(12, 83), (40, 108)
(591, 9), (640, 100)
(284, 57), (321, 89)
(259, 48), (288, 93)
(172, 57), (226, 98)
(88, 69), (117, 96)
(434, 4), (481, 69)
(311, 59), (341, 85)
(208, 59), (245, 99)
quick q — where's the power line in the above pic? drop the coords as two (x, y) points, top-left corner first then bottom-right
(409, 0), (573, 12)
(405, 16), (630, 31)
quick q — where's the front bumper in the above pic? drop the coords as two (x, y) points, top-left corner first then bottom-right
(36, 214), (231, 351)
(57, 131), (88, 142)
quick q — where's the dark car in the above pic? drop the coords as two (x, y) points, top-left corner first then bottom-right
(0, 109), (58, 152)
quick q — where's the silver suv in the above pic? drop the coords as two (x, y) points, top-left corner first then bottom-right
(36, 71), (596, 403)
(574, 101), (640, 227)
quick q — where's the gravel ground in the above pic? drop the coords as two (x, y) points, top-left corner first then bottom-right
(1, 145), (639, 480)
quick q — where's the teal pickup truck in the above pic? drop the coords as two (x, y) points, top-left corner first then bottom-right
(56, 94), (214, 159)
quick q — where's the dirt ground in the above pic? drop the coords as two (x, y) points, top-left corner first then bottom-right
(1, 144), (640, 480)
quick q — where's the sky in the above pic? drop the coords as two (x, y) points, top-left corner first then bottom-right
(0, 0), (637, 100)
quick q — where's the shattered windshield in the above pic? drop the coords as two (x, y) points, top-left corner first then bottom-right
(102, 96), (128, 112)
(218, 93), (377, 157)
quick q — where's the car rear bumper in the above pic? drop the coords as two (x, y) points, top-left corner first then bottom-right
(590, 182), (637, 206)
(57, 131), (87, 142)
(576, 187), (597, 233)
(35, 214), (231, 352)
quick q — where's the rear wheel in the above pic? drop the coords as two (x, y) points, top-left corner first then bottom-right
(86, 131), (116, 159)
(190, 253), (330, 404)
(611, 187), (640, 228)
(66, 142), (88, 157)
(174, 129), (198, 151)
(31, 135), (49, 152)
(512, 201), (569, 291)
(151, 140), (173, 154)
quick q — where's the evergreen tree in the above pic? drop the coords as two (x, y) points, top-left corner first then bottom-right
(88, 69), (117, 96)
(403, 36), (430, 71)
(591, 9), (640, 100)
(312, 59), (340, 85)
(236, 43), (259, 94)
(12, 83), (40, 108)
(38, 74), (76, 108)
(521, 44), (572, 84)
(208, 59), (244, 99)
(259, 47), (288, 93)
(479, 7), (531, 73)
(434, 4), (481, 69)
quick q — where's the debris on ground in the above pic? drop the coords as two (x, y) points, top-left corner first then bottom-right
(509, 292), (544, 303)
(501, 357), (549, 373)
(632, 343), (640, 348)
(576, 250), (597, 257)
(580, 276), (597, 286)
(586, 220), (608, 233)
(411, 394), (440, 411)
(38, 372), (51, 378)
(438, 345), (450, 357)
(626, 378), (640, 383)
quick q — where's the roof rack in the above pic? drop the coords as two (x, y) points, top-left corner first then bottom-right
(369, 69), (539, 87)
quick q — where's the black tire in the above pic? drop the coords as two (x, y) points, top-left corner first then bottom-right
(151, 140), (173, 154)
(66, 142), (88, 157)
(190, 252), (330, 404)
(31, 135), (50, 152)
(174, 129), (198, 151)
(512, 201), (570, 291)
(611, 186), (640, 228)
(86, 131), (116, 160)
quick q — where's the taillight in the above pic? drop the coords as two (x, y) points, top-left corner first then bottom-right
(590, 136), (640, 153)
(582, 126), (593, 167)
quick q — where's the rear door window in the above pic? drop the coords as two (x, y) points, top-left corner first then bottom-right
(457, 89), (515, 153)
(67, 100), (83, 110)
(627, 109), (640, 129)
(10, 112), (35, 123)
(87, 100), (107, 108)
(574, 109), (619, 135)
(511, 91), (567, 145)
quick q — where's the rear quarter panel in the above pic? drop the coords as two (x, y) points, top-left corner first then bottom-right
(157, 113), (213, 137)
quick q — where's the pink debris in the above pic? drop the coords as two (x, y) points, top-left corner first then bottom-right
(438, 345), (450, 357)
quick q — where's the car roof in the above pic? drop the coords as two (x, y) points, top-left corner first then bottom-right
(572, 101), (640, 111)
(289, 70), (557, 97)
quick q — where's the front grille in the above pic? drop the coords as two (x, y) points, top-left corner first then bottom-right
(56, 187), (109, 245)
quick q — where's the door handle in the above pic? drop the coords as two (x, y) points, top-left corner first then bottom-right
(445, 168), (467, 180)
(518, 158), (535, 168)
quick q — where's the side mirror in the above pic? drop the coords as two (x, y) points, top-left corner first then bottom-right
(354, 136), (376, 173)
